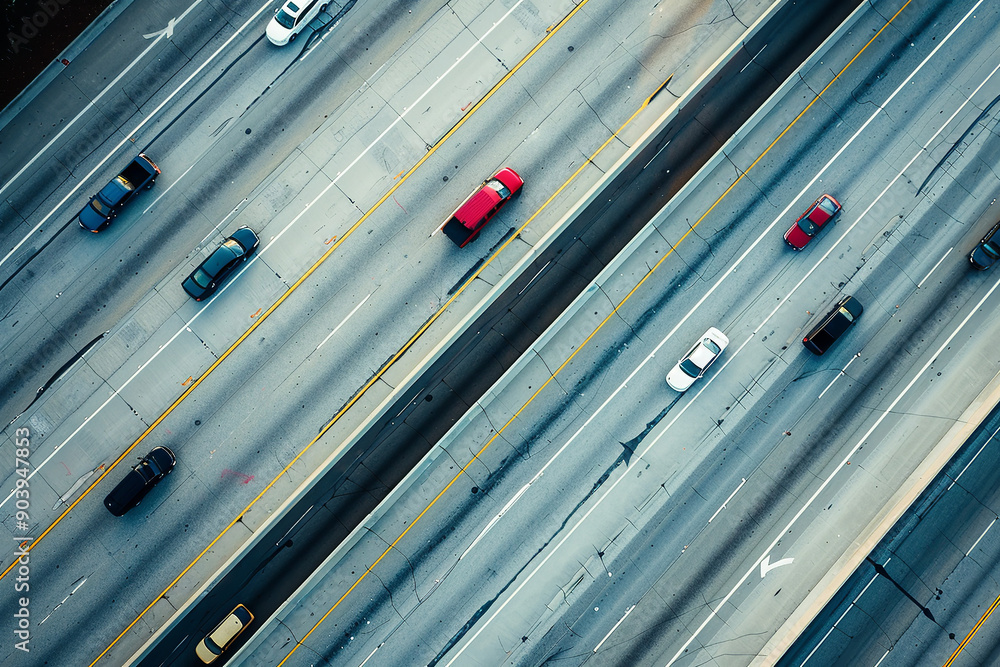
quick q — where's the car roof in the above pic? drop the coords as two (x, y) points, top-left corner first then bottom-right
(201, 243), (240, 277)
(454, 187), (503, 229)
(209, 605), (252, 646)
(807, 196), (838, 223)
(688, 340), (718, 367)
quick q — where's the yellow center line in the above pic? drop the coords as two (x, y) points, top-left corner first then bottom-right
(74, 2), (601, 665)
(274, 1), (913, 664)
(944, 588), (1000, 666)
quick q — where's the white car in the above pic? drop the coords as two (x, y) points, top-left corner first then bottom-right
(266, 0), (326, 45)
(666, 327), (729, 392)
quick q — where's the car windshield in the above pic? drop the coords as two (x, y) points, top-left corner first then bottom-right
(275, 7), (296, 28)
(203, 636), (223, 655)
(485, 178), (511, 199)
(984, 240), (1000, 259)
(678, 358), (701, 378)
(817, 198), (838, 216)
(837, 306), (855, 323)
(796, 216), (819, 237)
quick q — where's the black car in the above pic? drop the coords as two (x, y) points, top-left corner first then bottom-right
(182, 227), (260, 301)
(970, 220), (1000, 270)
(104, 446), (176, 516)
(802, 295), (863, 355)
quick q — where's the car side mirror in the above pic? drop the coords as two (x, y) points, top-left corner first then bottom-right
(274, 7), (279, 13)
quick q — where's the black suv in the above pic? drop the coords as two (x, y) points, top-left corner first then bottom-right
(104, 446), (176, 516)
(970, 220), (1000, 270)
(802, 295), (863, 355)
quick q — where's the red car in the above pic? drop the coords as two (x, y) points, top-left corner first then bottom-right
(783, 194), (841, 250)
(439, 167), (523, 247)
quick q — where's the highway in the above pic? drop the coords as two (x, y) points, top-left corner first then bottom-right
(3, 0), (1000, 666)
(0, 0), (803, 665)
(777, 392), (1000, 666)
(237, 0), (1000, 665)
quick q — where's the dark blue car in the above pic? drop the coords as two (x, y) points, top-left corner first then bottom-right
(182, 227), (260, 301)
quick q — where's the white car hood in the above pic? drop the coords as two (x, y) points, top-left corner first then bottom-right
(266, 20), (293, 45)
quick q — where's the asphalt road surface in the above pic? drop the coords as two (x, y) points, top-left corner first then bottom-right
(237, 0), (1000, 665)
(0, 0), (804, 665)
(778, 397), (1000, 666)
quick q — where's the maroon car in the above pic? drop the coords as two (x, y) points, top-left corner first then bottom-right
(783, 194), (841, 250)
(439, 167), (523, 248)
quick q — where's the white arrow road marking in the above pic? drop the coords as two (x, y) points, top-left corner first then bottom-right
(143, 17), (178, 40)
(759, 555), (794, 578)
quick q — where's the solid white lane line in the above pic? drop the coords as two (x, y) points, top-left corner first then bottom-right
(446, 3), (986, 662)
(316, 292), (373, 350)
(947, 422), (1000, 491)
(519, 260), (552, 296)
(358, 642), (384, 666)
(709, 478), (746, 523)
(593, 605), (635, 653)
(817, 352), (860, 400)
(740, 44), (767, 73)
(143, 162), (196, 216)
(0, 0), (528, 510)
(0, 0), (204, 200)
(643, 140), (671, 170)
(918, 247), (953, 288)
(966, 517), (997, 557)
(461, 481), (534, 560)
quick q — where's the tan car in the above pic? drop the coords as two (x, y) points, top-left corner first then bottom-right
(195, 604), (254, 663)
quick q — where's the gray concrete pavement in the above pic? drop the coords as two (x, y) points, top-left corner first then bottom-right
(0, 0), (787, 665)
(232, 1), (1000, 665)
(772, 378), (1000, 667)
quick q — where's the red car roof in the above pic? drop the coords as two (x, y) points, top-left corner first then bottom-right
(453, 168), (523, 231)
(784, 194), (840, 249)
(455, 188), (503, 230)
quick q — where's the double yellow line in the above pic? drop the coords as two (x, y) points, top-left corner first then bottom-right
(943, 575), (1000, 665)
